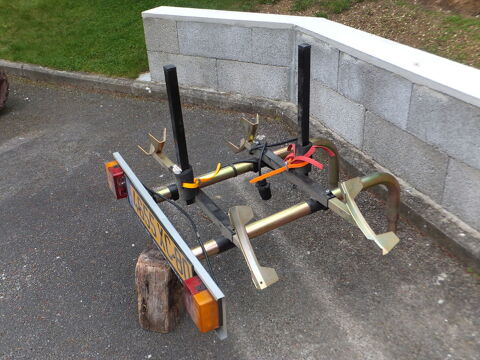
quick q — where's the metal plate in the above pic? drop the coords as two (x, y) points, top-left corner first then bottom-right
(127, 179), (194, 280)
(113, 152), (227, 340)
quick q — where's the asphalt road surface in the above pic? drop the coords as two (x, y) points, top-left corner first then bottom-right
(0, 78), (479, 360)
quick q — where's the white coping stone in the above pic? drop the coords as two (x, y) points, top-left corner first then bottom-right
(142, 6), (480, 108)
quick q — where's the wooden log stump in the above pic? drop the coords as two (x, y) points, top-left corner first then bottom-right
(135, 248), (184, 333)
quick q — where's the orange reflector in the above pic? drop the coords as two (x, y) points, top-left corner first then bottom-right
(184, 276), (220, 333)
(104, 160), (127, 199)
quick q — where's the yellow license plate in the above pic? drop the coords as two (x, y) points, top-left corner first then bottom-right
(129, 183), (194, 281)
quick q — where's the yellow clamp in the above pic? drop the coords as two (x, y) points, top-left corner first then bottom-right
(182, 163), (222, 189)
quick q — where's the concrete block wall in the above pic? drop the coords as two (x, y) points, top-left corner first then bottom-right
(144, 15), (295, 100)
(143, 7), (480, 232)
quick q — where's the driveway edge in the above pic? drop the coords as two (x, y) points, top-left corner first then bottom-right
(1, 59), (478, 272)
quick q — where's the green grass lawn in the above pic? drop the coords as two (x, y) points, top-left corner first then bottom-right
(0, 0), (255, 78)
(1, 0), (478, 78)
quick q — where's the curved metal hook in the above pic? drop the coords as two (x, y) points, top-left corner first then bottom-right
(329, 174), (401, 255)
(309, 137), (340, 189)
(331, 172), (400, 233)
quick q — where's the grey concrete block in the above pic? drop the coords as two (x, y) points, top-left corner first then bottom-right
(177, 22), (251, 61)
(338, 53), (412, 129)
(143, 17), (179, 53)
(147, 52), (217, 89)
(217, 60), (289, 100)
(251, 28), (293, 66)
(296, 32), (339, 90)
(443, 159), (480, 231)
(407, 85), (480, 169)
(311, 81), (365, 148)
(364, 111), (448, 202)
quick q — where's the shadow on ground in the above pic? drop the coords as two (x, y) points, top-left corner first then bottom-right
(0, 78), (479, 360)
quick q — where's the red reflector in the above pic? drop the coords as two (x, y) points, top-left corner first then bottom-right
(104, 161), (127, 199)
(184, 276), (220, 333)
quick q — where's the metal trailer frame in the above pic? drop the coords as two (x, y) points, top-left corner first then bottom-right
(111, 43), (402, 340)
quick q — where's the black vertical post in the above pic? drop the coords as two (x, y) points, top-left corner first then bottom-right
(163, 65), (196, 204)
(297, 43), (311, 147)
(164, 65), (190, 171)
(296, 43), (312, 175)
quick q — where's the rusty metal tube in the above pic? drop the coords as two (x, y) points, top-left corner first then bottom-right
(191, 201), (318, 259)
(331, 172), (400, 232)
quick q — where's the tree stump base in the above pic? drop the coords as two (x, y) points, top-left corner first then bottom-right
(135, 248), (184, 333)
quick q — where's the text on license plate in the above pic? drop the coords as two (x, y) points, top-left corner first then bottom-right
(129, 184), (194, 281)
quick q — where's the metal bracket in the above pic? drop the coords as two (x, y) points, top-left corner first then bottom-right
(196, 190), (234, 240)
(227, 115), (259, 153)
(138, 128), (167, 156)
(328, 177), (400, 255)
(228, 206), (279, 290)
(138, 129), (181, 173)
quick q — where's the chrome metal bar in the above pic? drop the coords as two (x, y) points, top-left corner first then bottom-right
(152, 161), (254, 201)
(245, 201), (313, 238)
(191, 200), (322, 259)
(152, 137), (340, 202)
